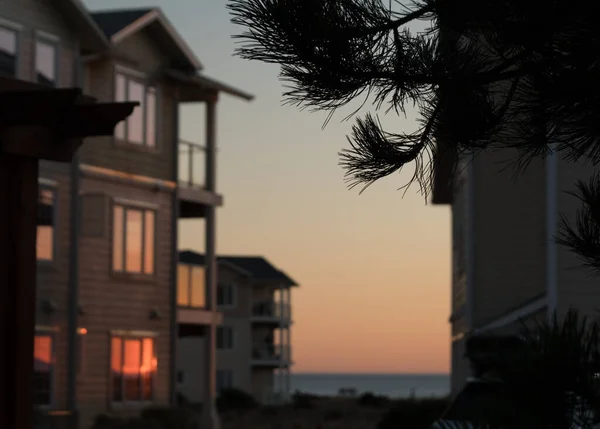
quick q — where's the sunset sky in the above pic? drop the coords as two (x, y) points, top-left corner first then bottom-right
(84, 0), (451, 374)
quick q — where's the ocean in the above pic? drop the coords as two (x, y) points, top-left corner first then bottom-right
(281, 373), (450, 399)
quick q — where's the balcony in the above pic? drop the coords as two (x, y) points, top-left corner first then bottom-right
(178, 140), (222, 218)
(177, 263), (222, 326)
(251, 301), (291, 325)
(252, 344), (291, 367)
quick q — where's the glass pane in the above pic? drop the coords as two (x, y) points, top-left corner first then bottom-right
(177, 264), (190, 306)
(217, 285), (224, 306)
(123, 339), (141, 401)
(146, 88), (156, 148)
(115, 74), (127, 139)
(191, 145), (205, 187)
(111, 337), (123, 401)
(37, 188), (54, 261)
(36, 40), (56, 86)
(143, 211), (155, 274)
(141, 338), (155, 401)
(127, 80), (145, 144)
(178, 142), (191, 185)
(190, 266), (206, 308)
(125, 209), (143, 273)
(33, 335), (52, 405)
(112, 206), (124, 271)
(0, 27), (17, 76)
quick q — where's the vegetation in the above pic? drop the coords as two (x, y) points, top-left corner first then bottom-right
(357, 391), (391, 408)
(376, 398), (449, 429)
(228, 0), (600, 273)
(216, 387), (259, 413)
(291, 390), (319, 409)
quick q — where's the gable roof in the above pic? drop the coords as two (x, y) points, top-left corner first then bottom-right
(179, 250), (298, 287)
(88, 8), (153, 38)
(54, 0), (110, 53)
(90, 7), (203, 71)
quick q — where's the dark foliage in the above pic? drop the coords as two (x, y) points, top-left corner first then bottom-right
(140, 406), (200, 429)
(456, 310), (600, 429)
(376, 398), (450, 429)
(216, 387), (259, 413)
(228, 0), (600, 272)
(292, 391), (319, 408)
(357, 391), (391, 408)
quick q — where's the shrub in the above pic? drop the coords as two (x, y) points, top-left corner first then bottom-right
(376, 398), (449, 429)
(291, 391), (317, 409)
(324, 408), (345, 420)
(91, 415), (125, 429)
(357, 392), (390, 408)
(216, 387), (259, 413)
(141, 406), (200, 429)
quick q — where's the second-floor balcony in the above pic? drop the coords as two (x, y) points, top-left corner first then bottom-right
(252, 344), (291, 367)
(177, 263), (222, 326)
(178, 140), (222, 217)
(251, 301), (291, 325)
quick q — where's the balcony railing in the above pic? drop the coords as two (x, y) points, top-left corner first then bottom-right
(252, 301), (291, 321)
(178, 140), (206, 189)
(252, 344), (291, 363)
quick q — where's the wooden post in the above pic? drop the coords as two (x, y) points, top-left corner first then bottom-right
(0, 152), (39, 429)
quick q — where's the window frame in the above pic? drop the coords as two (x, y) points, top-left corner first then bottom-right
(216, 326), (235, 351)
(37, 180), (57, 265)
(216, 283), (236, 309)
(109, 331), (158, 406)
(33, 327), (57, 408)
(111, 199), (157, 278)
(113, 66), (158, 150)
(177, 263), (207, 308)
(0, 19), (21, 78)
(34, 31), (59, 87)
(216, 370), (234, 392)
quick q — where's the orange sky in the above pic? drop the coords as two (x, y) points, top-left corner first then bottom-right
(85, 0), (452, 374)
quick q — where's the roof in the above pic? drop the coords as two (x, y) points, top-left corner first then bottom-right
(90, 7), (203, 71)
(89, 8), (154, 38)
(54, 0), (110, 53)
(179, 250), (298, 287)
(166, 69), (254, 102)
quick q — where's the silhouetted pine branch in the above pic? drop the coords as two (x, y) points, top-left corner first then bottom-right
(228, 0), (600, 272)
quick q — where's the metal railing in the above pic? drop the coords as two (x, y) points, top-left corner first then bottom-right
(252, 344), (291, 362)
(252, 301), (291, 321)
(178, 140), (206, 189)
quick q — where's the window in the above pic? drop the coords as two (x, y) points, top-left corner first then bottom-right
(216, 326), (234, 350)
(216, 370), (233, 392)
(35, 39), (57, 86)
(0, 26), (17, 76)
(217, 283), (235, 308)
(37, 186), (55, 262)
(115, 72), (157, 148)
(177, 264), (206, 308)
(33, 333), (54, 406)
(111, 336), (157, 402)
(112, 204), (156, 275)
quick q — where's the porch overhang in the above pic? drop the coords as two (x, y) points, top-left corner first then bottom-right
(166, 69), (254, 103)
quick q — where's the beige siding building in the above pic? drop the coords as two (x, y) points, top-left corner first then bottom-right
(177, 251), (298, 404)
(433, 142), (600, 395)
(0, 2), (252, 428)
